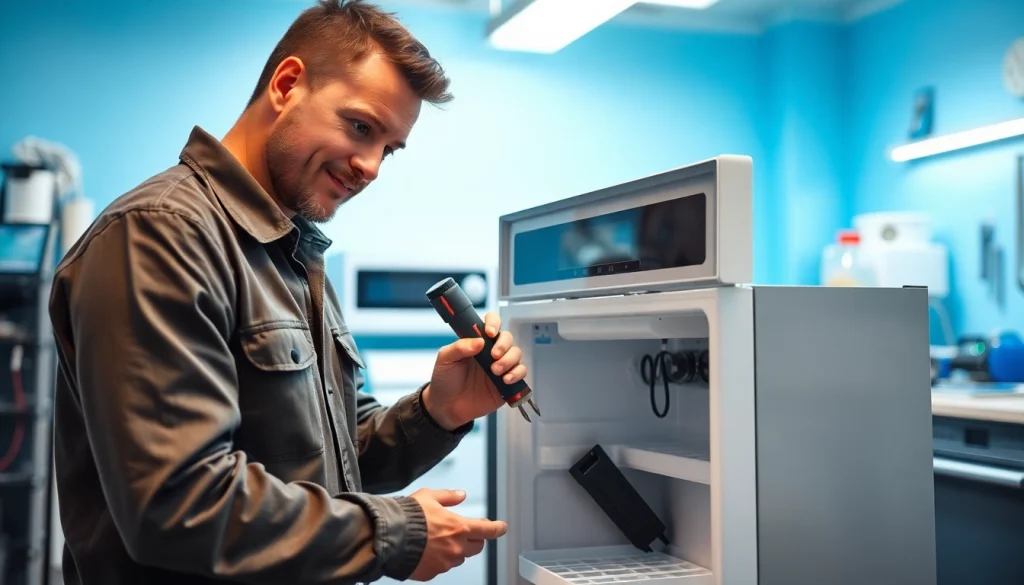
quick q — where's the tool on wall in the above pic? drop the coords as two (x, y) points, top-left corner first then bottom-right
(908, 87), (934, 140)
(980, 220), (1004, 307)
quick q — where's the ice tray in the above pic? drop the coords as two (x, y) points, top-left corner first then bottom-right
(520, 545), (713, 585)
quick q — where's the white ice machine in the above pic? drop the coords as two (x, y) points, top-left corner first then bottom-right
(489, 155), (937, 585)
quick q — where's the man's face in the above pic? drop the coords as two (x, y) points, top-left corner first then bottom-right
(265, 51), (421, 223)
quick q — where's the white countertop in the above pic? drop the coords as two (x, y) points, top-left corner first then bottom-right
(932, 391), (1024, 425)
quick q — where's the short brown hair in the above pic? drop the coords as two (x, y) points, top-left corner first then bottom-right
(247, 0), (452, 108)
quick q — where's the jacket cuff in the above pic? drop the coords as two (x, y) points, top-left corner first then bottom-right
(347, 493), (428, 581)
(403, 384), (474, 442)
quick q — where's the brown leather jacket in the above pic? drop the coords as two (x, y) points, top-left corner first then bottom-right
(48, 126), (471, 584)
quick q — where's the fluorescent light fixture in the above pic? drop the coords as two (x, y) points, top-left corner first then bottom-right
(639, 0), (721, 7)
(486, 0), (639, 54)
(891, 117), (1024, 162)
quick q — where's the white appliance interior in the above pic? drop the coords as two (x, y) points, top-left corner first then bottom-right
(526, 333), (712, 564)
(494, 284), (761, 585)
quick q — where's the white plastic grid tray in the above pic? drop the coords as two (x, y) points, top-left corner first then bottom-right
(520, 545), (713, 585)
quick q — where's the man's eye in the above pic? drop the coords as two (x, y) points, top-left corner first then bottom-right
(351, 120), (371, 136)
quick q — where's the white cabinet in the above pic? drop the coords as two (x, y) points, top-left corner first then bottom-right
(491, 156), (937, 585)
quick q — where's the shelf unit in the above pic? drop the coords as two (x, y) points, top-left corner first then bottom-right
(0, 169), (60, 585)
(0, 294), (56, 585)
(0, 469), (36, 487)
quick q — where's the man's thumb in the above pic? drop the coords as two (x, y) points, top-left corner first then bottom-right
(437, 337), (484, 365)
(431, 489), (467, 506)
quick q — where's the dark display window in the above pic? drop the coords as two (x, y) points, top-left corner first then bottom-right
(513, 193), (706, 285)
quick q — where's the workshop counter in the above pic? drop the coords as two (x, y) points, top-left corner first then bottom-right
(932, 391), (1024, 425)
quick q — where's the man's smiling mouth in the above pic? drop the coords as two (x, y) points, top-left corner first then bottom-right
(327, 169), (353, 194)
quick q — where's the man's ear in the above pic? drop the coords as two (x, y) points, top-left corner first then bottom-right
(267, 56), (307, 114)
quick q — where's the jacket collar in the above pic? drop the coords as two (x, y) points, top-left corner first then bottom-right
(178, 125), (296, 244)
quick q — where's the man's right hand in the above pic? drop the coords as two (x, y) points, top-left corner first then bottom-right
(407, 488), (508, 581)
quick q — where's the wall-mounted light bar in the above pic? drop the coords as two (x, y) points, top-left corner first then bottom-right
(486, 0), (721, 54)
(891, 117), (1024, 162)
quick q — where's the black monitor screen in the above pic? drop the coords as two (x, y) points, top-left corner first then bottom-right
(0, 224), (48, 274)
(513, 193), (707, 286)
(357, 270), (488, 309)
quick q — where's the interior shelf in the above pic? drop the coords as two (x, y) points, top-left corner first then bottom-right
(520, 545), (712, 585)
(0, 468), (35, 487)
(0, 399), (39, 415)
(539, 443), (711, 485)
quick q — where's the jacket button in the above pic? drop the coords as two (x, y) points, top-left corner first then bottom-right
(290, 348), (300, 363)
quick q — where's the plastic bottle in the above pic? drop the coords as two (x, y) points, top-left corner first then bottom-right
(821, 229), (876, 287)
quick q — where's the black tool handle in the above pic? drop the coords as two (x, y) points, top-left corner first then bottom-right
(426, 277), (531, 404)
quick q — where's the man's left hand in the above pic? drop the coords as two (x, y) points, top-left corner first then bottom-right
(422, 312), (526, 431)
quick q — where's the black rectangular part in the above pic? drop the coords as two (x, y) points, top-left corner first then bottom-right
(569, 444), (667, 552)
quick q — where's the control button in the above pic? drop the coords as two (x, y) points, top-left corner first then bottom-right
(290, 348), (300, 363)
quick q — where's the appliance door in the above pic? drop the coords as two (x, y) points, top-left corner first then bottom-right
(933, 457), (1024, 585)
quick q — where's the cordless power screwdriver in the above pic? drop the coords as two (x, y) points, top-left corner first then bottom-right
(426, 277), (541, 422)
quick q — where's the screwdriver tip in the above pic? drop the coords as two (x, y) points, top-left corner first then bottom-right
(518, 405), (531, 422)
(528, 398), (541, 416)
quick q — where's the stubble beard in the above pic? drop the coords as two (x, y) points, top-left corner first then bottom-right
(265, 110), (336, 224)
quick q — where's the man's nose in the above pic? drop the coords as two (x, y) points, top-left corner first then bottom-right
(351, 154), (380, 183)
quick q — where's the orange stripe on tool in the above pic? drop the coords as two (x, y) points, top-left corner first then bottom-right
(441, 296), (454, 315)
(473, 324), (482, 336)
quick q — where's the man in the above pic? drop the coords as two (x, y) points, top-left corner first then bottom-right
(48, 1), (523, 583)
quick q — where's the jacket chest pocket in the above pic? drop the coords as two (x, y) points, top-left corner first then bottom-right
(235, 324), (325, 462)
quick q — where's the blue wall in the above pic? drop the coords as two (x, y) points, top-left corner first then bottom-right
(0, 0), (775, 282)
(847, 0), (1024, 338)
(761, 21), (848, 286)
(4, 0), (1020, 339)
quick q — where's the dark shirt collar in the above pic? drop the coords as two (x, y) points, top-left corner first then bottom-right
(178, 125), (332, 252)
